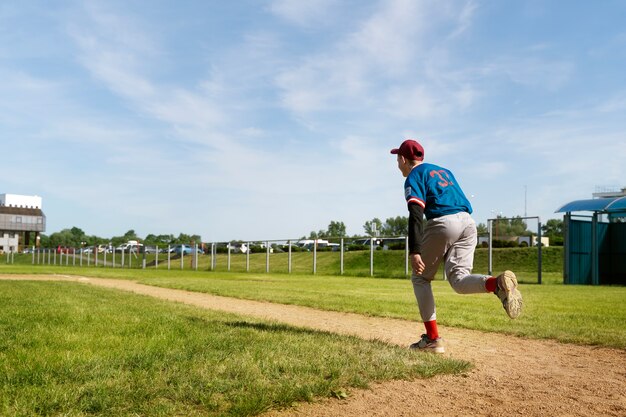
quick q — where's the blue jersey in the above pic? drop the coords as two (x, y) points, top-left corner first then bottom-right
(404, 163), (472, 220)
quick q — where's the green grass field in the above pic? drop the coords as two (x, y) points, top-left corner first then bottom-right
(0, 281), (469, 417)
(1, 246), (624, 416)
(2, 261), (625, 350)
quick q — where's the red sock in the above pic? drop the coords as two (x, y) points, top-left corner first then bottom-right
(424, 320), (439, 340)
(485, 277), (497, 293)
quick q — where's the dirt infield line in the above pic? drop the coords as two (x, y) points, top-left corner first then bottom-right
(2, 274), (625, 416)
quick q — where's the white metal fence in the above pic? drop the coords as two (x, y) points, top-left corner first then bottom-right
(7, 237), (413, 277)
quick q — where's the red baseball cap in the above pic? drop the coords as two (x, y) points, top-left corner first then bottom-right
(390, 139), (424, 161)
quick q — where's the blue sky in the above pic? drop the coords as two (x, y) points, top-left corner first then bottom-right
(1, 0), (625, 241)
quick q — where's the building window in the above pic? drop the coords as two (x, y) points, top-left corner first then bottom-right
(16, 217), (21, 223)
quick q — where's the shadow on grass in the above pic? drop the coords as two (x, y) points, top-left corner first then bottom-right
(225, 320), (333, 337)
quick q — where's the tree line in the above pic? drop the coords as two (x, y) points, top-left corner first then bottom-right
(39, 216), (563, 249)
(40, 227), (202, 249)
(306, 216), (564, 245)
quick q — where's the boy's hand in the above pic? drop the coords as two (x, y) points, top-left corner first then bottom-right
(411, 253), (425, 275)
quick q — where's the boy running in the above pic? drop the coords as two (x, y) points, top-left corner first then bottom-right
(391, 139), (522, 353)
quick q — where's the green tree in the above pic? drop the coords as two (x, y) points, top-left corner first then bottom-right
(48, 229), (74, 248)
(476, 223), (488, 235)
(492, 215), (529, 237)
(39, 234), (50, 248)
(70, 227), (86, 242)
(307, 230), (320, 239)
(174, 233), (202, 244)
(363, 218), (383, 237)
(327, 221), (346, 237)
(307, 221), (346, 239)
(123, 230), (139, 241)
(542, 219), (563, 237)
(382, 216), (408, 236)
(542, 218), (564, 245)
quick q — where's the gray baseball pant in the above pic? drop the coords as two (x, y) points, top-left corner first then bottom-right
(411, 211), (489, 322)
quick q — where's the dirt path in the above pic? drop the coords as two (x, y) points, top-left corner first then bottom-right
(2, 274), (625, 416)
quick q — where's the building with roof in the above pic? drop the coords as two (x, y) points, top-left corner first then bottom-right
(0, 194), (46, 253)
(555, 187), (626, 285)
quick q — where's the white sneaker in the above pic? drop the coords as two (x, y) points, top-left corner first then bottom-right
(495, 270), (523, 319)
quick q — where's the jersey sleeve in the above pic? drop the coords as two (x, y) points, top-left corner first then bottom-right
(404, 177), (426, 209)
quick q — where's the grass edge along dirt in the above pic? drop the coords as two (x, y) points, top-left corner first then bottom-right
(0, 281), (470, 417)
(139, 272), (626, 350)
(1, 265), (626, 351)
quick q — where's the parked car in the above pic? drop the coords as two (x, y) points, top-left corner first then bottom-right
(142, 246), (159, 254)
(115, 242), (144, 253)
(170, 244), (203, 255)
(56, 245), (71, 254)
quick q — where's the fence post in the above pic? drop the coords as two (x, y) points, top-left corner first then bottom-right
(194, 243), (198, 271)
(370, 238), (374, 277)
(167, 245), (171, 270)
(54, 250), (57, 265)
(538, 219), (543, 285)
(112, 248), (115, 268)
(266, 241), (270, 273)
(210, 243), (214, 271)
(155, 245), (159, 269)
(288, 240), (292, 274)
(180, 246), (184, 270)
(405, 236), (409, 276)
(95, 248), (98, 267)
(488, 219), (493, 276)
(228, 242), (231, 272)
(313, 240), (317, 275)
(340, 238), (344, 275)
(121, 248), (124, 269)
(246, 242), (250, 272)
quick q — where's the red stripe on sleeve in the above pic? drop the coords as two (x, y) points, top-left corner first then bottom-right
(407, 197), (425, 208)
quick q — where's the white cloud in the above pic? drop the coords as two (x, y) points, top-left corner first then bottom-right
(447, 0), (478, 39)
(480, 55), (574, 91)
(67, 3), (226, 146)
(275, 0), (479, 120)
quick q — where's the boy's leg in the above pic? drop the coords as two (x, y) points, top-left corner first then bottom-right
(444, 213), (490, 294)
(411, 217), (448, 348)
(444, 213), (523, 318)
(411, 275), (436, 322)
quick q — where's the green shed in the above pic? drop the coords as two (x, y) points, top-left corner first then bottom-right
(556, 196), (626, 285)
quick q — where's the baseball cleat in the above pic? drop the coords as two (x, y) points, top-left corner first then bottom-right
(410, 334), (445, 354)
(495, 270), (523, 319)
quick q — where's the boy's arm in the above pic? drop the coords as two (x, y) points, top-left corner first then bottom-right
(408, 202), (424, 254)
